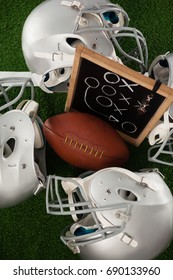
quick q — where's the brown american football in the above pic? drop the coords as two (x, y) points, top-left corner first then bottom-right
(43, 112), (129, 171)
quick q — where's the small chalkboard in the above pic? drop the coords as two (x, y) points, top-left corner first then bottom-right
(65, 46), (173, 146)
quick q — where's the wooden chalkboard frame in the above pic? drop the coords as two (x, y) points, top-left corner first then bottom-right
(65, 45), (173, 146)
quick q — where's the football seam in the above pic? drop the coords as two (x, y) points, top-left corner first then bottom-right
(64, 135), (104, 159)
(44, 126), (127, 162)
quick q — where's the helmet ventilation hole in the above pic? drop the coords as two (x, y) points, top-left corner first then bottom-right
(59, 68), (65, 75)
(66, 38), (85, 48)
(118, 189), (138, 201)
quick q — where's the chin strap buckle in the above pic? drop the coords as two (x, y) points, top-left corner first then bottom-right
(140, 176), (158, 191)
(118, 232), (138, 248)
(61, 1), (85, 10)
(66, 240), (80, 254)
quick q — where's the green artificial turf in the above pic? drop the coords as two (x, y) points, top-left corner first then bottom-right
(0, 0), (173, 260)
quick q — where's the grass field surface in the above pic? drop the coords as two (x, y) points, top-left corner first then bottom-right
(0, 0), (173, 260)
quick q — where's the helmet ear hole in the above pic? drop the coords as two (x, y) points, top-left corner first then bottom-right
(3, 138), (16, 158)
(66, 38), (85, 48)
(118, 189), (138, 201)
(159, 59), (169, 68)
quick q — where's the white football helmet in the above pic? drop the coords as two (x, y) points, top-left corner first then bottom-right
(0, 79), (47, 208)
(22, 0), (148, 93)
(46, 167), (173, 260)
(148, 52), (173, 165)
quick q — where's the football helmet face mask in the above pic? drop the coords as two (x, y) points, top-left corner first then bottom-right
(22, 0), (148, 93)
(148, 52), (173, 165)
(0, 77), (34, 113)
(46, 167), (173, 260)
